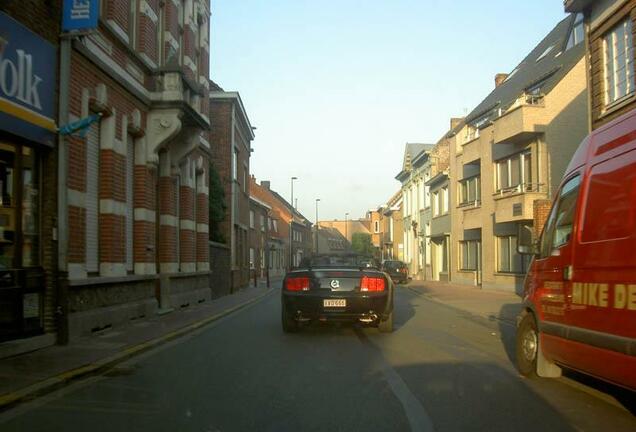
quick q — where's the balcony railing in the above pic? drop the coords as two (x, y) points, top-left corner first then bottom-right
(493, 182), (545, 197)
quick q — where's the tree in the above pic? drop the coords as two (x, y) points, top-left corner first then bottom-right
(208, 163), (227, 243)
(351, 233), (373, 256)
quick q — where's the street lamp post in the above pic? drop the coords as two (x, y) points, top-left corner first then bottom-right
(315, 198), (320, 255)
(290, 176), (298, 269)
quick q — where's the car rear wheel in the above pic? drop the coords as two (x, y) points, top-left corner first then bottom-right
(282, 306), (299, 333)
(516, 313), (538, 377)
(378, 311), (393, 333)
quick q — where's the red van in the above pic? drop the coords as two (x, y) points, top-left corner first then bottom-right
(515, 108), (636, 391)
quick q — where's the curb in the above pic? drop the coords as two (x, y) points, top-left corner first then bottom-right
(0, 288), (274, 412)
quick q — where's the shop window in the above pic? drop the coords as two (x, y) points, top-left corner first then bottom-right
(0, 143), (41, 269)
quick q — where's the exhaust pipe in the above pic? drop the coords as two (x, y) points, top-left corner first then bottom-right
(359, 312), (378, 323)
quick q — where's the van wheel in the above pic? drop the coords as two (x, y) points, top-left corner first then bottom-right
(378, 312), (393, 333)
(516, 313), (538, 377)
(282, 307), (298, 333)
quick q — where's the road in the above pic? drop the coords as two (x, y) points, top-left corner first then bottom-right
(1, 285), (635, 431)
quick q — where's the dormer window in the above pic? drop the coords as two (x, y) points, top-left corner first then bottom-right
(566, 13), (584, 50)
(536, 45), (554, 62)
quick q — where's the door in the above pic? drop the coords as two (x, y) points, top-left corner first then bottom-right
(531, 174), (582, 363)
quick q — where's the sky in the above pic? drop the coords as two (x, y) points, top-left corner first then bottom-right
(210, 0), (567, 223)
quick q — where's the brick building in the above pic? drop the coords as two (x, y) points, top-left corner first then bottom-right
(249, 178), (286, 279)
(248, 195), (270, 282)
(59, 0), (212, 339)
(0, 2), (61, 348)
(209, 85), (255, 290)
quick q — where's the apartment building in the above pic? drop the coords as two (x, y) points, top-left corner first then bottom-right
(395, 143), (434, 279)
(449, 14), (588, 293)
(248, 195), (270, 282)
(565, 1), (636, 130)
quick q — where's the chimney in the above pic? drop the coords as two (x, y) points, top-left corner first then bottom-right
(495, 73), (508, 88)
(261, 180), (270, 190)
(450, 117), (464, 130)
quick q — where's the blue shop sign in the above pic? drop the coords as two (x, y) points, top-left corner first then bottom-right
(62, 0), (100, 32)
(0, 12), (57, 146)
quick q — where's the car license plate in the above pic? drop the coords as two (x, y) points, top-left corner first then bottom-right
(323, 299), (346, 307)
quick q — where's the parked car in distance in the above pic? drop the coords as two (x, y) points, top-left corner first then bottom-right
(381, 260), (408, 284)
(281, 254), (394, 333)
(515, 108), (636, 392)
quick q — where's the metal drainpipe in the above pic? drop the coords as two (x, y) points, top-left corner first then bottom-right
(56, 36), (71, 344)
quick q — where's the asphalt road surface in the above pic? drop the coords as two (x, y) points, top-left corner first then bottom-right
(2, 285), (635, 431)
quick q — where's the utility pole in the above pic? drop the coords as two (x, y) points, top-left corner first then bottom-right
(315, 198), (320, 255)
(290, 177), (297, 269)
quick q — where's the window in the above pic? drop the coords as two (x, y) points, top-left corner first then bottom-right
(260, 214), (265, 232)
(496, 151), (532, 192)
(540, 175), (581, 257)
(249, 210), (254, 229)
(442, 187), (449, 213)
(130, 0), (139, 48)
(566, 13), (585, 50)
(243, 168), (247, 193)
(460, 240), (479, 270)
(536, 45), (554, 62)
(603, 18), (634, 105)
(374, 220), (379, 233)
(459, 176), (481, 206)
(86, 122), (99, 273)
(432, 191), (439, 216)
(249, 247), (255, 269)
(273, 220), (278, 232)
(126, 136), (134, 272)
(497, 236), (530, 273)
(232, 149), (238, 180)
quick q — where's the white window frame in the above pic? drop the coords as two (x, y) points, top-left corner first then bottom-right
(232, 148), (238, 180)
(603, 18), (635, 106)
(260, 214), (265, 232)
(442, 187), (449, 214)
(496, 151), (532, 192)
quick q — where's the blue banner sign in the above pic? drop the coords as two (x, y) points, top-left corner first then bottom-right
(0, 12), (57, 146)
(62, 0), (100, 32)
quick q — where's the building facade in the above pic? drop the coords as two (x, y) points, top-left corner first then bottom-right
(378, 192), (403, 262)
(316, 226), (351, 256)
(248, 195), (270, 282)
(249, 178), (287, 278)
(396, 143), (439, 280)
(565, 0), (636, 130)
(209, 85), (255, 291)
(57, 0), (213, 339)
(0, 3), (61, 346)
(449, 14), (588, 293)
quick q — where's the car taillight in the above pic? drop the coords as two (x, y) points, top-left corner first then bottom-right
(360, 276), (386, 292)
(285, 276), (310, 291)
(401, 268), (407, 273)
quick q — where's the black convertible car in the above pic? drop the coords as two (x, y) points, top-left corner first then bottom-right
(281, 254), (394, 333)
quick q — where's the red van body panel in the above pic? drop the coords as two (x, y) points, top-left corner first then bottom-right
(524, 108), (636, 391)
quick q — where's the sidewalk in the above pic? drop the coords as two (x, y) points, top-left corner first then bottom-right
(0, 281), (278, 411)
(406, 280), (524, 325)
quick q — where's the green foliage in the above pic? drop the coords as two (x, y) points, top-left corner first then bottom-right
(208, 163), (227, 243)
(351, 232), (373, 256)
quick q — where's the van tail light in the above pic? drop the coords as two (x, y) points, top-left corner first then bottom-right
(360, 276), (386, 292)
(401, 268), (407, 273)
(285, 276), (310, 291)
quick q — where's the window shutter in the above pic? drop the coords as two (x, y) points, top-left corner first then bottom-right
(86, 123), (99, 273)
(126, 136), (134, 272)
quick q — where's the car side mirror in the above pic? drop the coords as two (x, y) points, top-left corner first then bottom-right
(517, 224), (539, 256)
